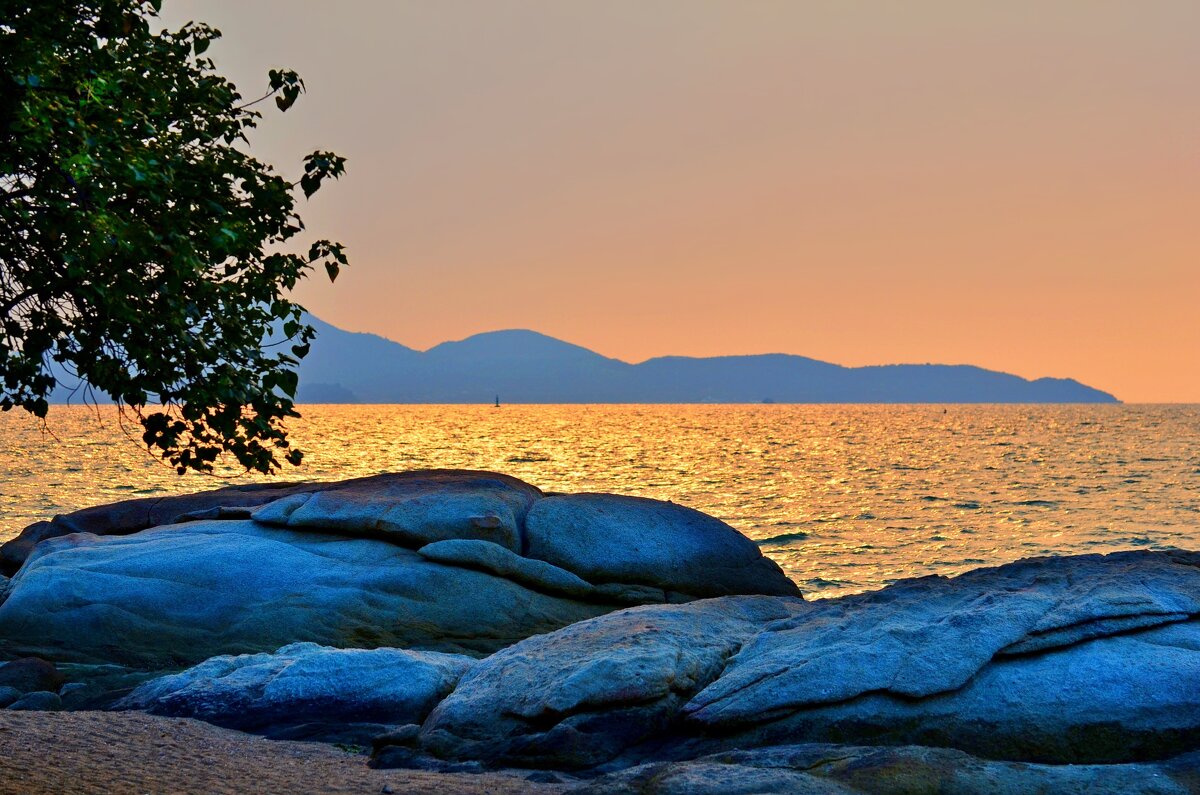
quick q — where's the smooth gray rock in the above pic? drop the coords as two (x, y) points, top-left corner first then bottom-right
(720, 619), (1200, 764)
(411, 551), (1200, 771)
(0, 686), (20, 708)
(575, 744), (1200, 795)
(417, 596), (807, 769)
(686, 550), (1200, 726)
(250, 470), (542, 553)
(0, 520), (610, 667)
(120, 642), (473, 734)
(578, 760), (855, 794)
(0, 481), (319, 575)
(417, 539), (597, 601)
(6, 690), (61, 711)
(0, 471), (803, 672)
(524, 494), (799, 598)
(0, 470), (539, 574)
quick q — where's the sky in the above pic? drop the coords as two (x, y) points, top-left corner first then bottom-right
(166, 2), (1198, 402)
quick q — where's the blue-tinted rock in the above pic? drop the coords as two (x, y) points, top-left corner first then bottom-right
(0, 686), (20, 708)
(686, 551), (1200, 728)
(250, 470), (542, 553)
(418, 596), (806, 769)
(6, 690), (61, 711)
(0, 520), (609, 667)
(120, 642), (473, 735)
(524, 494), (799, 598)
(0, 471), (799, 670)
(576, 744), (1200, 794)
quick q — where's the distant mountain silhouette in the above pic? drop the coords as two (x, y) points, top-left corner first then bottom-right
(293, 315), (1119, 404)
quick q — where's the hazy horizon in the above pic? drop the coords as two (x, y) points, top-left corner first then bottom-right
(167, 1), (1199, 402)
(316, 316), (1120, 384)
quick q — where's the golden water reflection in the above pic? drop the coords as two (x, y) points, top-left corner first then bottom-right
(1, 404), (1197, 598)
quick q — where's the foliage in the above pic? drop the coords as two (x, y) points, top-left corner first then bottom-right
(0, 0), (346, 473)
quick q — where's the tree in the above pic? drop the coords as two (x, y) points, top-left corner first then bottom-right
(0, 0), (347, 474)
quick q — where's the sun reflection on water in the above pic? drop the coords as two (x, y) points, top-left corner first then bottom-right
(1, 404), (1197, 598)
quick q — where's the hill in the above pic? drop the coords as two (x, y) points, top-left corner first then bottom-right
(291, 316), (1118, 404)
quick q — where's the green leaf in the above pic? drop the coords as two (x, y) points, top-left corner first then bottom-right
(0, 1), (345, 474)
(277, 370), (299, 397)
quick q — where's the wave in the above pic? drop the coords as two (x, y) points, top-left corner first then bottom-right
(755, 531), (810, 546)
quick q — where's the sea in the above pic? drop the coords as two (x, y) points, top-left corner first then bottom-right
(1, 404), (1197, 599)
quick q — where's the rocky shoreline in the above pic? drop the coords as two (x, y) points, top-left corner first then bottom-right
(2, 470), (1199, 793)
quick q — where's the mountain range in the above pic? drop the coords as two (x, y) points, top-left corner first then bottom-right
(291, 315), (1118, 404)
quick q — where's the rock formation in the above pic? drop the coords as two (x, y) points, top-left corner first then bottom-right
(119, 642), (473, 743)
(574, 744), (1200, 794)
(2, 472), (1198, 791)
(0, 471), (798, 668)
(383, 550), (1200, 769)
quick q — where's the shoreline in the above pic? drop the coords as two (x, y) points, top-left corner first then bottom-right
(0, 710), (562, 795)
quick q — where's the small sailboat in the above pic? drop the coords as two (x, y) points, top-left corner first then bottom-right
(494, 394), (501, 408)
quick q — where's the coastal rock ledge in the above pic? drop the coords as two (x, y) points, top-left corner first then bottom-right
(0, 470), (797, 668)
(2, 472), (1199, 792)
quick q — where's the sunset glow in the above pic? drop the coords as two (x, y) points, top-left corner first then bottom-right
(168, 1), (1199, 402)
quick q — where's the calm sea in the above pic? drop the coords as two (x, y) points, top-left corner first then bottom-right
(1, 404), (1197, 599)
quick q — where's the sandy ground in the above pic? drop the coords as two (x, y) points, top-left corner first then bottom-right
(0, 711), (569, 795)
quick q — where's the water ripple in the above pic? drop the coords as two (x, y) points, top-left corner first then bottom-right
(1, 404), (1198, 599)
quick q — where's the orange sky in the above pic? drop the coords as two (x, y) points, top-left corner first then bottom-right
(169, 1), (1199, 402)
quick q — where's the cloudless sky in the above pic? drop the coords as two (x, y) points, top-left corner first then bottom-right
(168, 1), (1198, 402)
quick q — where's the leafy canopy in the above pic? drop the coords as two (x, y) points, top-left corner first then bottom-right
(0, 0), (346, 473)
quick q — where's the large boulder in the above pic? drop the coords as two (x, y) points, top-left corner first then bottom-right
(249, 470), (543, 553)
(412, 596), (806, 770)
(119, 642), (473, 741)
(0, 470), (541, 575)
(0, 480), (315, 575)
(396, 550), (1200, 771)
(685, 550), (1200, 763)
(0, 471), (797, 670)
(0, 520), (611, 667)
(713, 620), (1200, 765)
(576, 744), (1200, 795)
(524, 494), (798, 598)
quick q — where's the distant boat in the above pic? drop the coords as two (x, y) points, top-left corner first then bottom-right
(494, 394), (500, 408)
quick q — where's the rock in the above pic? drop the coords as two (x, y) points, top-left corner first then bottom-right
(250, 470), (543, 553)
(0, 470), (541, 574)
(416, 596), (806, 769)
(687, 550), (1200, 724)
(406, 551), (1200, 772)
(54, 663), (167, 710)
(0, 686), (20, 708)
(0, 656), (65, 694)
(372, 724), (423, 751)
(0, 482), (318, 575)
(0, 471), (798, 670)
(6, 690), (62, 711)
(120, 643), (473, 740)
(417, 539), (598, 601)
(575, 744), (1200, 795)
(524, 494), (799, 598)
(720, 619), (1200, 764)
(0, 520), (611, 667)
(684, 550), (1200, 763)
(577, 760), (857, 794)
